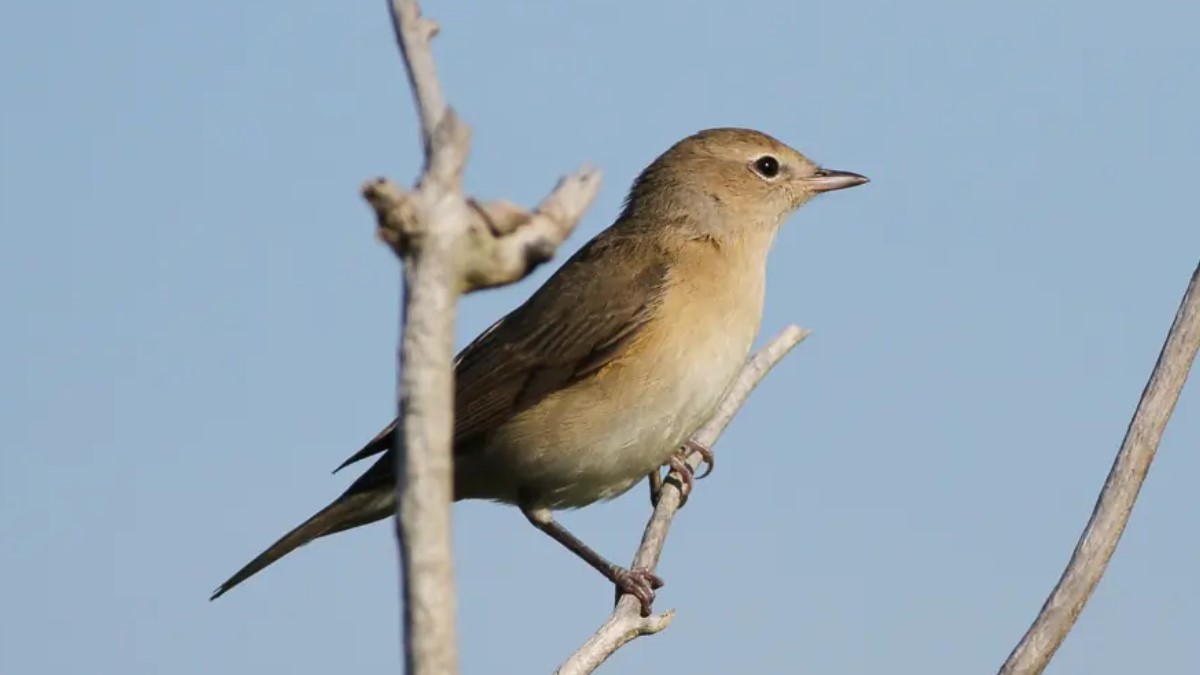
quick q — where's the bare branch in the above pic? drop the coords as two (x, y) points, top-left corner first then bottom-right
(386, 0), (446, 156)
(373, 4), (599, 287)
(998, 258), (1200, 675)
(556, 325), (812, 675)
(371, 2), (601, 674)
(461, 169), (602, 292)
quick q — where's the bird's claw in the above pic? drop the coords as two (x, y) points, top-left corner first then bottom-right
(651, 440), (715, 508)
(613, 566), (665, 616)
(684, 439), (715, 479)
(667, 454), (696, 506)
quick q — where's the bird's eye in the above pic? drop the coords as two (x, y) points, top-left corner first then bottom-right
(753, 155), (780, 178)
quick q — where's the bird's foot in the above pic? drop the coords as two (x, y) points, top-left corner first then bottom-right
(613, 566), (665, 617)
(650, 440), (715, 508)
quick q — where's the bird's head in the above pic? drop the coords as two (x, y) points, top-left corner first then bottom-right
(620, 127), (868, 241)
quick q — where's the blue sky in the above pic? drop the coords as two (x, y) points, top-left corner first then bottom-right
(3, 1), (1198, 673)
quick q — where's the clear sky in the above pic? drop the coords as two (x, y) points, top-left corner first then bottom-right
(3, 1), (1198, 673)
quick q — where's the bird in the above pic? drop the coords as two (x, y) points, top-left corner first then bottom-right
(210, 128), (868, 614)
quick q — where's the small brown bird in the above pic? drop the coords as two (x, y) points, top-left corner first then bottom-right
(211, 128), (867, 613)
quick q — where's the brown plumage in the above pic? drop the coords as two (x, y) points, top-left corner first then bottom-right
(210, 128), (868, 612)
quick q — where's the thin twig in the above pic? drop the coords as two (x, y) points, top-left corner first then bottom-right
(387, 0), (446, 156)
(998, 258), (1200, 675)
(556, 325), (812, 675)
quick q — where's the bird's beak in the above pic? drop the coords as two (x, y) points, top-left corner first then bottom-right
(802, 168), (869, 193)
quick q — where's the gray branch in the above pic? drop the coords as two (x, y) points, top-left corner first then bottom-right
(556, 326), (812, 675)
(366, 2), (601, 673)
(998, 258), (1200, 675)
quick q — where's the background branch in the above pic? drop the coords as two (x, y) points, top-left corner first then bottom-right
(368, 2), (601, 673)
(997, 257), (1200, 675)
(556, 325), (812, 675)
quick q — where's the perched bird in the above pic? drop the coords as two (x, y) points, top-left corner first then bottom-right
(211, 128), (867, 614)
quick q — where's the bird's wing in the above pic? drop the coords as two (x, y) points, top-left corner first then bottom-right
(330, 419), (398, 473)
(332, 230), (668, 472)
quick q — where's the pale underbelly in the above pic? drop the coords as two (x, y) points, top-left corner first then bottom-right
(455, 360), (741, 510)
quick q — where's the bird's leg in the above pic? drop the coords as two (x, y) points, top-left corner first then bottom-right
(650, 439), (716, 508)
(521, 505), (664, 616)
(646, 469), (665, 507)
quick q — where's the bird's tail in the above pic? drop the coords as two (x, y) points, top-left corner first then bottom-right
(210, 488), (393, 600)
